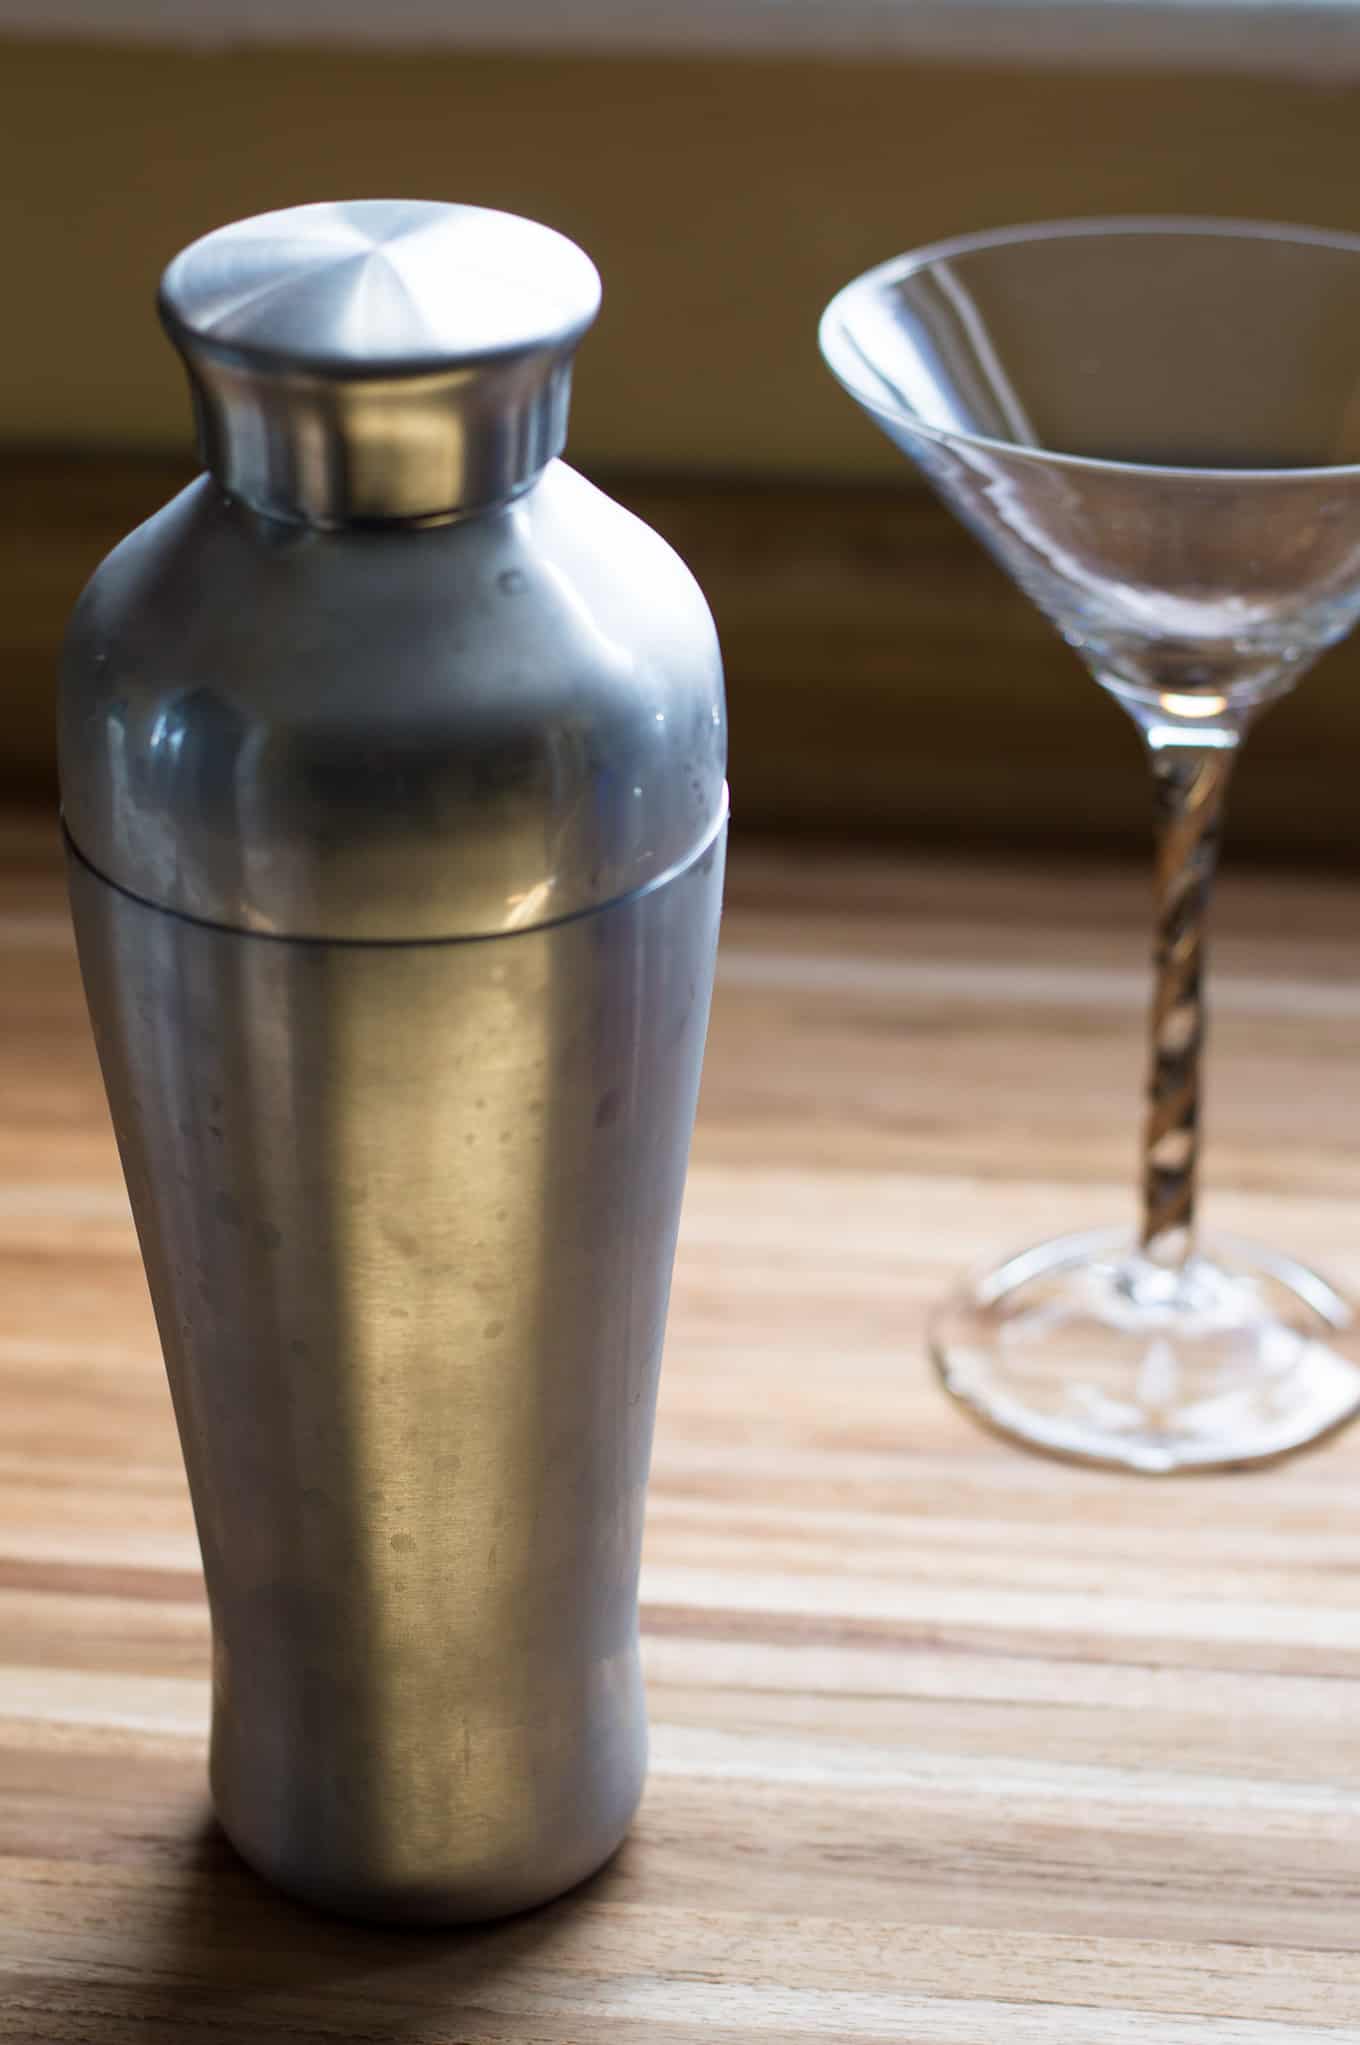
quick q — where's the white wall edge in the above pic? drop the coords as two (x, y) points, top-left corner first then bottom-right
(2, 0), (1359, 82)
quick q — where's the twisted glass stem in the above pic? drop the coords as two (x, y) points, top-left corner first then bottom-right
(1138, 728), (1240, 1267)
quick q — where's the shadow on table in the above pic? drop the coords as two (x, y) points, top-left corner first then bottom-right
(18, 1807), (624, 2043)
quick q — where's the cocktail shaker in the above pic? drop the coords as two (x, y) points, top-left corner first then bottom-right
(59, 201), (727, 1923)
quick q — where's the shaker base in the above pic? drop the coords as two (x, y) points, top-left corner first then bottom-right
(210, 1713), (649, 1926)
(214, 1796), (642, 1926)
(214, 1815), (638, 1922)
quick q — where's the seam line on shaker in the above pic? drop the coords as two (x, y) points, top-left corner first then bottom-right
(60, 793), (729, 950)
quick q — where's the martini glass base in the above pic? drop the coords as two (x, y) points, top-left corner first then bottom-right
(930, 1228), (1360, 1473)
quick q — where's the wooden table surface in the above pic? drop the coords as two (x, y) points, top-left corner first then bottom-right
(4, 810), (1360, 2041)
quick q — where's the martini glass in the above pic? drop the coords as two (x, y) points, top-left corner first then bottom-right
(820, 217), (1360, 1473)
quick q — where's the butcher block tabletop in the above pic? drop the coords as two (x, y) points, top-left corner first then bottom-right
(3, 807), (1360, 2042)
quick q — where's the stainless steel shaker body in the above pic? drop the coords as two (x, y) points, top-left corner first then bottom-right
(59, 202), (727, 1923)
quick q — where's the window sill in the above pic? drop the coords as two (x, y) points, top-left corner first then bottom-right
(1, 0), (1357, 80)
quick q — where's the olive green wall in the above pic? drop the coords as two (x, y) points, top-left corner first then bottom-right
(2, 35), (1359, 475)
(8, 37), (1360, 855)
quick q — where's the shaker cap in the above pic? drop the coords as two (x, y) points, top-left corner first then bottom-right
(159, 200), (602, 526)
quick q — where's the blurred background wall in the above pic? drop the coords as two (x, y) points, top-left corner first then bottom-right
(4, 10), (1360, 855)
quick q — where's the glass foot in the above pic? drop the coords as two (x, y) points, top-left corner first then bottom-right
(930, 1228), (1360, 1473)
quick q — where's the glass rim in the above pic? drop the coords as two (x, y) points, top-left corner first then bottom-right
(819, 213), (1360, 486)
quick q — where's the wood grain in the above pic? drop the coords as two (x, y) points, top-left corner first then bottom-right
(4, 810), (1360, 2039)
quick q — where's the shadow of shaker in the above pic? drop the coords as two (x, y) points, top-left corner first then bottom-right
(18, 1805), (634, 2045)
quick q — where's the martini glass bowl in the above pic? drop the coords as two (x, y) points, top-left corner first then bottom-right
(820, 217), (1360, 1473)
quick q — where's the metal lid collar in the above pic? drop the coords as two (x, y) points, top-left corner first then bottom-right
(159, 200), (603, 527)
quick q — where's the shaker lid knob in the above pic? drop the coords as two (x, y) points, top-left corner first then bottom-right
(159, 200), (602, 526)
